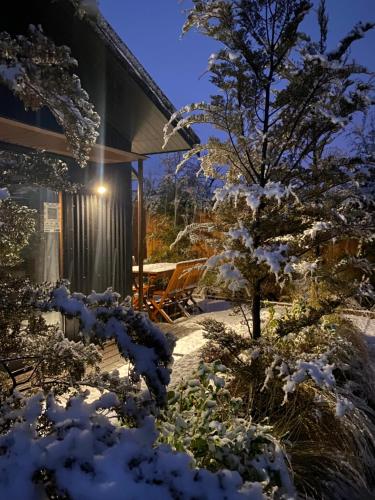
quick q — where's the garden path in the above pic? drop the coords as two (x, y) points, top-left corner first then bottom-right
(113, 300), (375, 387)
(156, 301), (375, 388)
(159, 299), (268, 387)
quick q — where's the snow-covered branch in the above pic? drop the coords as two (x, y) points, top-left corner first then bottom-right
(0, 25), (100, 166)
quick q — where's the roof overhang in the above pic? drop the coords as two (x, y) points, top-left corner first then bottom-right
(0, 1), (200, 157)
(0, 117), (146, 164)
(86, 13), (200, 154)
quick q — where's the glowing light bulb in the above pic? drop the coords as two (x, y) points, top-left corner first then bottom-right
(97, 185), (107, 195)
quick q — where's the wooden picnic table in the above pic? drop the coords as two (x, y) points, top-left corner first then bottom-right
(132, 262), (177, 276)
(132, 262), (177, 312)
(132, 259), (206, 322)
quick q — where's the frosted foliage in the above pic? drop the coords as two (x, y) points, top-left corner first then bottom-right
(0, 150), (73, 192)
(254, 245), (289, 276)
(217, 263), (248, 293)
(281, 355), (335, 404)
(336, 397), (354, 417)
(0, 392), (266, 499)
(228, 226), (253, 250)
(170, 222), (215, 250)
(303, 221), (331, 239)
(163, 102), (208, 150)
(0, 26), (100, 166)
(214, 182), (295, 212)
(283, 260), (318, 281)
(206, 250), (243, 268)
(260, 349), (351, 417)
(159, 362), (295, 498)
(208, 52), (219, 70)
(226, 225), (290, 278)
(44, 285), (174, 405)
(0, 199), (36, 266)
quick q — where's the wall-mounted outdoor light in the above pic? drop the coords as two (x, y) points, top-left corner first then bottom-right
(96, 184), (108, 195)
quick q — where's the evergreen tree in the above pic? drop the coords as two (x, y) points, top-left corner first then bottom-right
(164, 0), (375, 338)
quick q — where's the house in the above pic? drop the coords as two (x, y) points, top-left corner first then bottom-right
(0, 0), (199, 297)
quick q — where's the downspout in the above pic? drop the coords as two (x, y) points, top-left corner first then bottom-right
(137, 159), (144, 310)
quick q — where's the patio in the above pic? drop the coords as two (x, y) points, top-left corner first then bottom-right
(112, 298), (375, 390)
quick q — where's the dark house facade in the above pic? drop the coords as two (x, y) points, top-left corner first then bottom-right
(0, 1), (198, 297)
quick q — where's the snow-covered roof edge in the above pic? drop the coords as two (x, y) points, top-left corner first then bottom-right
(86, 11), (200, 150)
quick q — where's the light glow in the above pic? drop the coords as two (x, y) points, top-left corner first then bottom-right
(96, 184), (107, 195)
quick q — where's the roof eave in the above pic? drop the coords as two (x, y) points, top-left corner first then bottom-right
(85, 13), (200, 150)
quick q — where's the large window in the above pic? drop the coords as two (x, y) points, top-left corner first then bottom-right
(11, 185), (60, 283)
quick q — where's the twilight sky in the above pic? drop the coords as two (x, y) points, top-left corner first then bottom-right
(100, 0), (375, 169)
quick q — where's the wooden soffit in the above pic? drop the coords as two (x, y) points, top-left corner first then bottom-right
(0, 116), (146, 164)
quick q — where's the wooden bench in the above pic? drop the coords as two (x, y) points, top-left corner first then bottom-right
(148, 258), (206, 323)
(0, 359), (37, 393)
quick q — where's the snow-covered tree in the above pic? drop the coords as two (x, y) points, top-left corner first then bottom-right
(164, 0), (375, 338)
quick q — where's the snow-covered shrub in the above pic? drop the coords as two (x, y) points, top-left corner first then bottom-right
(0, 278), (102, 399)
(200, 312), (375, 498)
(0, 316), (101, 399)
(0, 390), (267, 500)
(38, 284), (175, 407)
(158, 361), (294, 498)
(0, 279), (176, 420)
(0, 284), (278, 499)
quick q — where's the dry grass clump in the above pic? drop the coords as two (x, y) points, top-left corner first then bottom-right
(201, 312), (375, 499)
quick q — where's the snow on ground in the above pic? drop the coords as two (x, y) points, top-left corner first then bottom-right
(84, 303), (375, 402)
(347, 314), (375, 359)
(158, 299), (269, 387)
(156, 301), (375, 388)
(113, 301), (375, 390)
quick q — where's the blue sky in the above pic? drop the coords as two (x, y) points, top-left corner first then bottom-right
(100, 0), (375, 172)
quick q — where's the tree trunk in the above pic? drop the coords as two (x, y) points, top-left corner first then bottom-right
(173, 175), (178, 227)
(252, 280), (261, 339)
